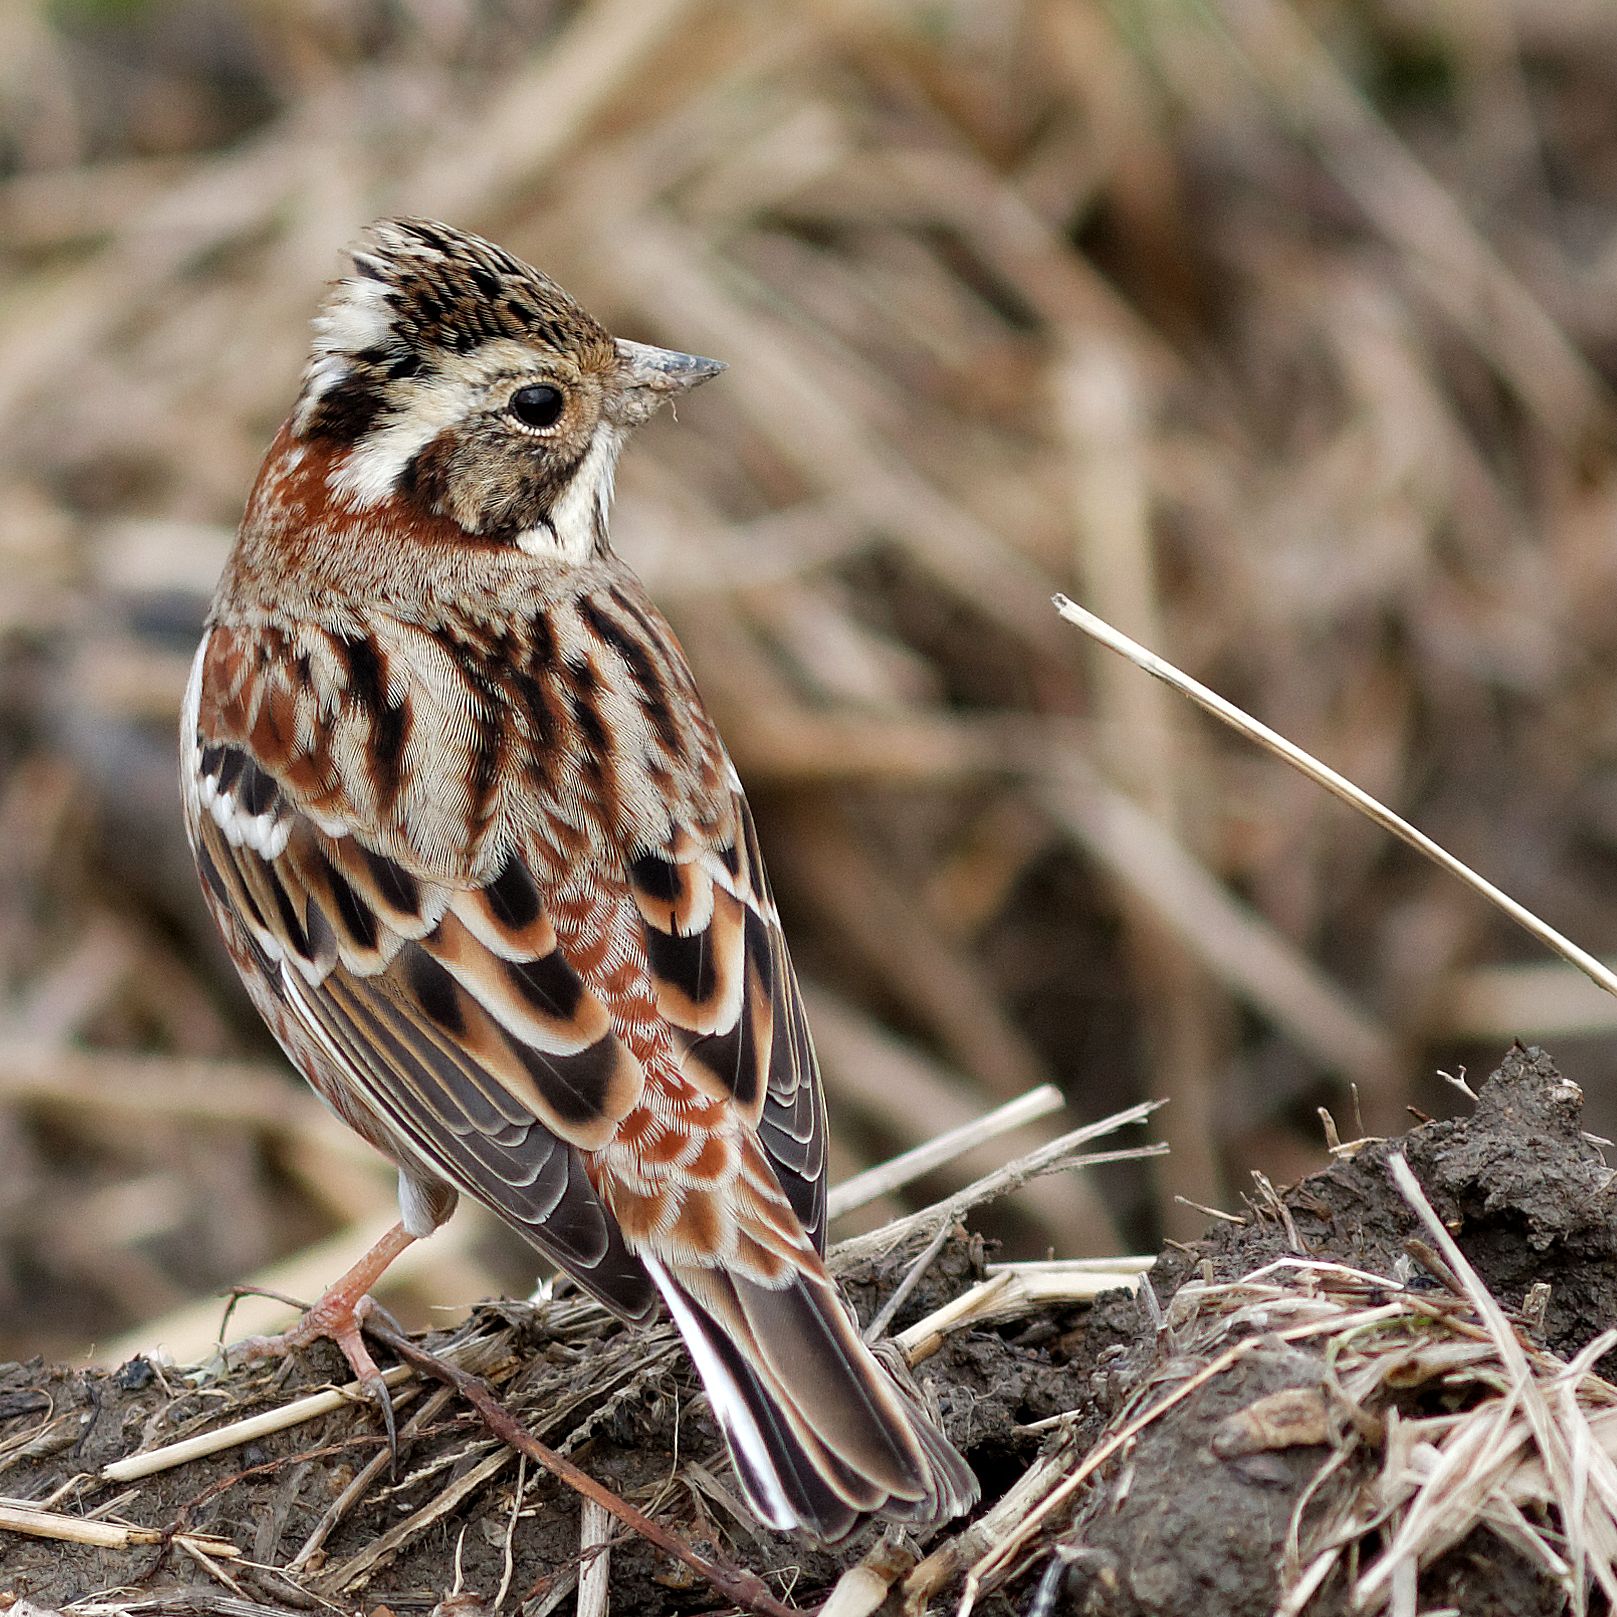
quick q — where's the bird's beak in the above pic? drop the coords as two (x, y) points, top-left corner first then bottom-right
(615, 338), (727, 395)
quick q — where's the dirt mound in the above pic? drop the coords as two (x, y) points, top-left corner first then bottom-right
(0, 1046), (1611, 1615)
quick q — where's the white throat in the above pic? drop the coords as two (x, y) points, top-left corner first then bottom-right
(517, 425), (622, 563)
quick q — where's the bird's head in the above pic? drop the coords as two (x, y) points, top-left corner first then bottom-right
(291, 217), (723, 560)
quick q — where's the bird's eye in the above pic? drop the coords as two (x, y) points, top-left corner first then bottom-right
(509, 384), (565, 429)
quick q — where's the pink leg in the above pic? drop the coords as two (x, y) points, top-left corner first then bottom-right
(237, 1222), (416, 1455)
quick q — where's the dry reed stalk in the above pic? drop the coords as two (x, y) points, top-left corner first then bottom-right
(1054, 595), (1617, 1003)
(0, 1500), (240, 1558)
(101, 1366), (416, 1484)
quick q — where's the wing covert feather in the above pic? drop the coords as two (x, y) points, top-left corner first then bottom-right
(625, 793), (828, 1249)
(190, 736), (656, 1318)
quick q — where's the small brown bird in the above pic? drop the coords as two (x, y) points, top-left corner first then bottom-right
(180, 218), (977, 1540)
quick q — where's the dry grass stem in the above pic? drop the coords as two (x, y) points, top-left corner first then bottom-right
(831, 1100), (1165, 1267)
(0, 1500), (240, 1559)
(101, 1366), (414, 1483)
(821, 1533), (916, 1617)
(1053, 595), (1617, 1002)
(895, 1261), (1139, 1364)
(576, 1498), (614, 1617)
(826, 1082), (1065, 1219)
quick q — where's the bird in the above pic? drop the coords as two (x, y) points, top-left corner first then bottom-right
(179, 217), (978, 1542)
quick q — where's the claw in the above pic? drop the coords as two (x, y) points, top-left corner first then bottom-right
(231, 1222), (417, 1468)
(238, 1290), (401, 1464)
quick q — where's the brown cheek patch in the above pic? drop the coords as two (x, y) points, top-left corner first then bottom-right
(398, 429), (456, 513)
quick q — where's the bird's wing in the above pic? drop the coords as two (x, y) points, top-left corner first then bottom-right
(184, 590), (830, 1322)
(568, 579), (828, 1246)
(618, 786), (827, 1248)
(185, 625), (660, 1317)
(191, 802), (662, 1317)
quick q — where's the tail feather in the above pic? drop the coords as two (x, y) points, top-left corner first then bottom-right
(646, 1255), (979, 1542)
(673, 1285), (883, 1532)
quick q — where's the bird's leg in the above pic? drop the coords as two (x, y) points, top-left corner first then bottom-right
(236, 1221), (417, 1460)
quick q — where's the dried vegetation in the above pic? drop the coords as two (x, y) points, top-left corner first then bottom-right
(5, 0), (1617, 1610)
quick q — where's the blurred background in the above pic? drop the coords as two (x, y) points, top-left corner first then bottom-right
(3, 0), (1617, 1366)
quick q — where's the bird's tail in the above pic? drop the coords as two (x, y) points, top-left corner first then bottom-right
(646, 1253), (979, 1541)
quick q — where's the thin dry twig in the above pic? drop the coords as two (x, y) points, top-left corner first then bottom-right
(828, 1083), (1065, 1220)
(0, 1500), (240, 1559)
(833, 1100), (1165, 1267)
(365, 1318), (806, 1617)
(1053, 594), (1617, 1001)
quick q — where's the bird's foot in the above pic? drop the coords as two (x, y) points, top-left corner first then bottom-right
(232, 1222), (418, 1463)
(239, 1287), (402, 1460)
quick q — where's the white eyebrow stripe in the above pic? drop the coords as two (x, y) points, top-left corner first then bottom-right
(326, 376), (478, 507)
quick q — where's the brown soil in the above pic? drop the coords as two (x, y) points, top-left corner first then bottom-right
(0, 1045), (1610, 1615)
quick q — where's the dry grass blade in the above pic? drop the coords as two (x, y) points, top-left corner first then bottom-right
(832, 1100), (1165, 1267)
(285, 1384), (456, 1572)
(1375, 1154), (1617, 1611)
(827, 1082), (1065, 1219)
(941, 1124), (1617, 1617)
(1057, 333), (1226, 1233)
(958, 1333), (1276, 1609)
(0, 1500), (239, 1558)
(313, 1442), (515, 1595)
(101, 1366), (414, 1483)
(1436, 959), (1617, 1042)
(896, 1260), (1141, 1364)
(903, 1430), (1085, 1614)
(1054, 595), (1617, 1000)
